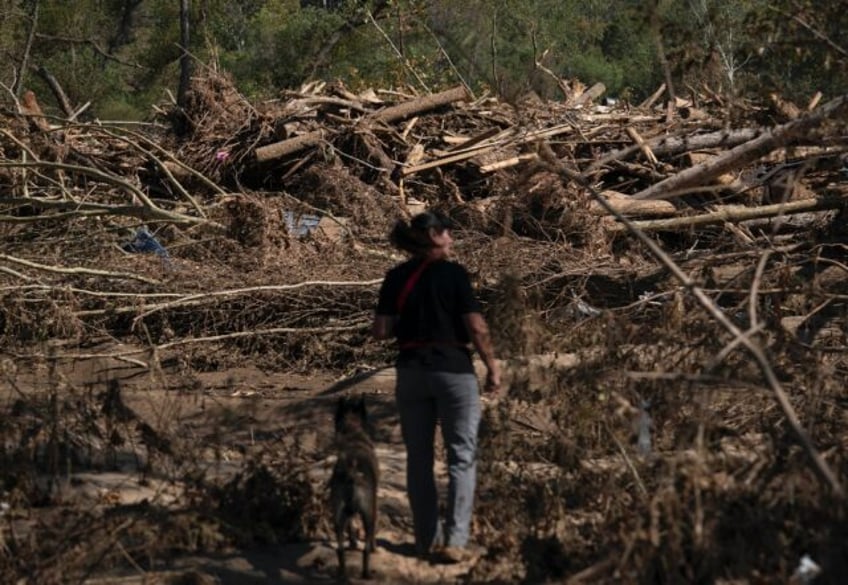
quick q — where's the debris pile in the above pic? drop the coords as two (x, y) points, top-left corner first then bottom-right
(0, 71), (847, 582)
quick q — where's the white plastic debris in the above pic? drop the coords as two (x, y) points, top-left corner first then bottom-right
(573, 298), (602, 318)
(792, 554), (821, 584)
(638, 290), (664, 306)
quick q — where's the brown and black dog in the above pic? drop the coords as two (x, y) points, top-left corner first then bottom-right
(329, 395), (379, 580)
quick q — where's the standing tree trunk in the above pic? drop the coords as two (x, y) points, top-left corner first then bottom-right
(177, 0), (191, 110)
(14, 0), (39, 98)
(171, 0), (193, 136)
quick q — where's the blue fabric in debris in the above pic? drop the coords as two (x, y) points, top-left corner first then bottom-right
(123, 227), (171, 263)
(283, 211), (321, 236)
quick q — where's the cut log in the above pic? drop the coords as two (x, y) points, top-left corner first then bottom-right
(569, 82), (606, 107)
(589, 190), (676, 217)
(631, 93), (848, 200)
(255, 130), (325, 163)
(371, 85), (470, 124)
(479, 153), (538, 173)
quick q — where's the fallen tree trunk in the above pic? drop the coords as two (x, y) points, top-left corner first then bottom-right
(619, 196), (846, 231)
(631, 93), (848, 200)
(590, 128), (764, 172)
(590, 190), (676, 217)
(371, 85), (469, 124)
(254, 130), (326, 163)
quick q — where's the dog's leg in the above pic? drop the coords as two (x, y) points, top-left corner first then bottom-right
(346, 517), (358, 550)
(361, 509), (376, 579)
(368, 501), (377, 553)
(335, 516), (347, 580)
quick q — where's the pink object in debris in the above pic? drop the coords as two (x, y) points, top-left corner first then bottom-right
(215, 150), (230, 162)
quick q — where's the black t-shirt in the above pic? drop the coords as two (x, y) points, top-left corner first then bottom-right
(376, 258), (481, 373)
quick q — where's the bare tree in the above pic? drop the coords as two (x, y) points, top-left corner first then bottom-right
(177, 0), (191, 110)
(12, 0), (38, 97)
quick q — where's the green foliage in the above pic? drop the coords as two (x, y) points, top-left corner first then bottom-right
(740, 0), (848, 101)
(0, 0), (843, 116)
(96, 93), (149, 122)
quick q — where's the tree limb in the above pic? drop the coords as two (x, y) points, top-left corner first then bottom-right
(130, 279), (383, 325)
(0, 253), (160, 285)
(631, 94), (848, 200)
(18, 323), (369, 362)
(0, 162), (219, 228)
(621, 196), (846, 232)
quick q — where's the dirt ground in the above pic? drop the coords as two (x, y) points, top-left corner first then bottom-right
(3, 344), (496, 585)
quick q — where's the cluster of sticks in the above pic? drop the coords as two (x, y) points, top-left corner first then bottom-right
(1, 75), (848, 496)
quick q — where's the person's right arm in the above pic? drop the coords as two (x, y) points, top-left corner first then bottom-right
(373, 270), (397, 341)
(463, 312), (501, 394)
(371, 314), (396, 340)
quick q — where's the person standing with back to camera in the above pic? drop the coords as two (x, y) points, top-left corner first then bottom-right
(372, 210), (501, 564)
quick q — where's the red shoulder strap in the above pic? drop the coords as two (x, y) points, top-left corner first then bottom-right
(396, 259), (432, 313)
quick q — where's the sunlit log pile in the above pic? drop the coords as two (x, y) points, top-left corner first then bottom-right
(2, 72), (846, 363)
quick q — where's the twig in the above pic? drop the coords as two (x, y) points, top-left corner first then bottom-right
(782, 10), (848, 59)
(0, 253), (160, 285)
(18, 323), (369, 361)
(621, 197), (848, 232)
(34, 33), (147, 69)
(0, 283), (182, 298)
(0, 129), (40, 161)
(606, 424), (648, 497)
(0, 172), (220, 231)
(0, 265), (36, 281)
(0, 196), (197, 225)
(748, 250), (771, 332)
(0, 160), (211, 226)
(131, 280), (383, 325)
(13, 0), (38, 97)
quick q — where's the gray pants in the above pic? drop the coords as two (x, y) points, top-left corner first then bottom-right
(396, 368), (481, 552)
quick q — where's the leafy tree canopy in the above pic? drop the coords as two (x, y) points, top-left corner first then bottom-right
(0, 0), (843, 119)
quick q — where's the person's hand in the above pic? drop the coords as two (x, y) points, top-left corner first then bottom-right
(483, 365), (502, 395)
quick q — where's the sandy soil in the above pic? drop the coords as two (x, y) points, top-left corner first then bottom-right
(11, 346), (486, 584)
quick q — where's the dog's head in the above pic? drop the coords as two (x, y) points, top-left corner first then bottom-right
(334, 395), (368, 434)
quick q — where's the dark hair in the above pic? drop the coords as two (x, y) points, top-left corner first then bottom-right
(390, 210), (453, 255)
